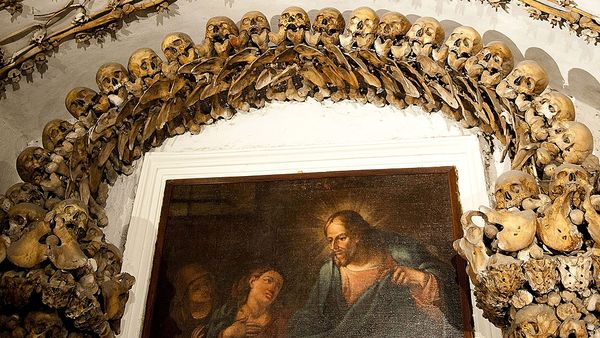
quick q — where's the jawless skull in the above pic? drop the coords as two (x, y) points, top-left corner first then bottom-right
(5, 183), (45, 206)
(377, 12), (411, 43)
(494, 170), (539, 210)
(533, 91), (575, 124)
(496, 60), (549, 99)
(16, 147), (51, 184)
(507, 304), (560, 338)
(161, 32), (198, 66)
(466, 41), (514, 86)
(48, 198), (89, 241)
(64, 87), (98, 119)
(312, 7), (345, 44)
(240, 11), (270, 35)
(42, 119), (74, 152)
(345, 7), (379, 49)
(278, 6), (310, 35)
(406, 17), (445, 48)
(95, 63), (129, 95)
(205, 16), (239, 43)
(127, 48), (163, 83)
(548, 121), (594, 165)
(548, 163), (590, 200)
(445, 26), (482, 71)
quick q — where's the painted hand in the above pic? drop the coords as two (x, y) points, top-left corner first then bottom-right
(391, 265), (428, 287)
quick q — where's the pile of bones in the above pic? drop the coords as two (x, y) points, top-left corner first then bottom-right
(0, 6), (599, 338)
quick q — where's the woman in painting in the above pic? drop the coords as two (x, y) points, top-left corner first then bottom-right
(206, 266), (287, 338)
(169, 263), (217, 338)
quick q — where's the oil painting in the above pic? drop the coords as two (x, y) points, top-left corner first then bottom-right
(143, 168), (473, 338)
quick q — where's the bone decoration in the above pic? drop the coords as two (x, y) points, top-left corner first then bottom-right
(0, 6), (598, 338)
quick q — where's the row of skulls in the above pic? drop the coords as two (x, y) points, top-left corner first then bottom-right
(3, 6), (599, 337)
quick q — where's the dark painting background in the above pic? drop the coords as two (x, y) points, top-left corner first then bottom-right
(147, 169), (471, 337)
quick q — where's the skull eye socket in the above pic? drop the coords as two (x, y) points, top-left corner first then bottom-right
(493, 55), (501, 63)
(563, 135), (571, 144)
(463, 39), (471, 48)
(510, 184), (522, 194)
(425, 27), (434, 36)
(167, 47), (177, 55)
(242, 18), (250, 25)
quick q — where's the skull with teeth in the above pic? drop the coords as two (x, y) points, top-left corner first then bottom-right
(205, 16), (239, 47)
(406, 17), (445, 55)
(466, 41), (514, 86)
(238, 11), (270, 51)
(377, 12), (411, 44)
(279, 6), (310, 33)
(342, 7), (379, 50)
(240, 11), (270, 35)
(161, 32), (198, 66)
(444, 26), (482, 71)
(496, 60), (549, 100)
(273, 6), (310, 45)
(494, 170), (539, 210)
(312, 7), (345, 45)
(95, 63), (129, 95)
(42, 119), (74, 152)
(127, 48), (163, 85)
(65, 87), (99, 119)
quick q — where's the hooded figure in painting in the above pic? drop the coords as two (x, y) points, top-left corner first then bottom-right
(288, 210), (448, 338)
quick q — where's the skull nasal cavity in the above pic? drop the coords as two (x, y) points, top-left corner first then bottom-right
(505, 192), (512, 200)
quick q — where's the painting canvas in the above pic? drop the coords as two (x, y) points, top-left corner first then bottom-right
(143, 168), (473, 338)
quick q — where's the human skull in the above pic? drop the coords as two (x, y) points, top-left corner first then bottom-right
(507, 304), (560, 338)
(496, 60), (549, 99)
(127, 48), (163, 82)
(205, 16), (239, 43)
(548, 163), (590, 200)
(47, 198), (89, 240)
(5, 182), (45, 206)
(377, 12), (411, 43)
(345, 7), (379, 49)
(406, 17), (445, 48)
(558, 253), (592, 292)
(313, 7), (345, 38)
(95, 63), (129, 95)
(445, 26), (482, 71)
(16, 147), (51, 184)
(494, 170), (539, 210)
(161, 32), (198, 66)
(42, 119), (74, 152)
(240, 11), (270, 35)
(547, 121), (593, 165)
(64, 87), (98, 119)
(278, 6), (310, 34)
(533, 91), (575, 124)
(466, 41), (514, 86)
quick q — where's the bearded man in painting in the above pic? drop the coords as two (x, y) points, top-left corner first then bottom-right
(288, 210), (445, 337)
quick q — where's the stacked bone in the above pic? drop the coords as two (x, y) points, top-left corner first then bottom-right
(1, 6), (597, 337)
